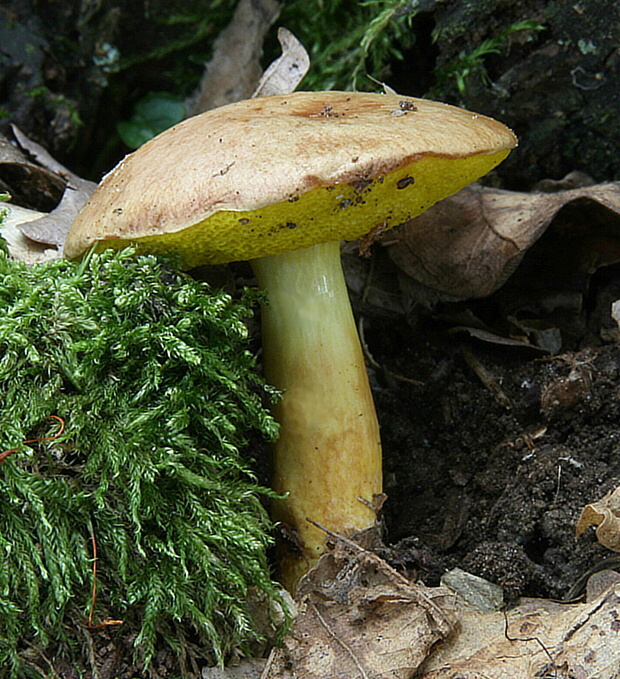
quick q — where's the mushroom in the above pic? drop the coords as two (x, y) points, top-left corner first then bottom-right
(64, 91), (517, 589)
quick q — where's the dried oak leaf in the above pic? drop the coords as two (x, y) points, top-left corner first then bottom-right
(186, 0), (281, 116)
(0, 204), (58, 264)
(0, 130), (65, 211)
(419, 583), (620, 679)
(384, 181), (620, 302)
(576, 486), (620, 552)
(9, 126), (96, 248)
(262, 534), (455, 679)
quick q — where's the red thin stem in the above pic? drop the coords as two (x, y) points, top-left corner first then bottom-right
(0, 415), (65, 465)
(87, 530), (124, 629)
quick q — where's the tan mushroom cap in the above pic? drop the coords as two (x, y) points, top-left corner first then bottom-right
(64, 91), (517, 266)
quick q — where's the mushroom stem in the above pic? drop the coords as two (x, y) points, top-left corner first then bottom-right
(251, 241), (382, 589)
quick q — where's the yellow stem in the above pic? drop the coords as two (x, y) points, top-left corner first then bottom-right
(252, 241), (382, 589)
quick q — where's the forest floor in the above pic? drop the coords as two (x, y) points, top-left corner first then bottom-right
(19, 250), (620, 679)
(373, 313), (620, 604)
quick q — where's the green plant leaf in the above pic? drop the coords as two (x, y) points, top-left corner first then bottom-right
(117, 93), (186, 148)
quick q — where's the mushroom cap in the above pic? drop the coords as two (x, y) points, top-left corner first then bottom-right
(64, 91), (517, 266)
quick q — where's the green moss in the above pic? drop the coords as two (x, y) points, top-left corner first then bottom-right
(0, 247), (282, 676)
(281, 0), (419, 91)
(431, 19), (546, 97)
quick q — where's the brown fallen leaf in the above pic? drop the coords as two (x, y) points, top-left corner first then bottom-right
(262, 529), (455, 679)
(0, 131), (65, 210)
(16, 184), (94, 247)
(0, 204), (59, 263)
(9, 126), (96, 247)
(384, 180), (620, 302)
(186, 0), (282, 116)
(252, 27), (310, 98)
(419, 583), (620, 679)
(576, 486), (620, 552)
(450, 325), (547, 352)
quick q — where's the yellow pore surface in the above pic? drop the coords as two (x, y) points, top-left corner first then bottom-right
(91, 149), (510, 269)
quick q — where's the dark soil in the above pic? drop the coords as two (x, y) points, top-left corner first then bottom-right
(368, 303), (620, 606)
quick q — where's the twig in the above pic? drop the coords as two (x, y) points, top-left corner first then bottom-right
(305, 517), (452, 629)
(461, 344), (511, 409)
(503, 609), (557, 678)
(358, 316), (424, 386)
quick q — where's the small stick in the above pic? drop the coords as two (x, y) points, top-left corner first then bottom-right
(503, 609), (557, 678)
(358, 316), (424, 386)
(461, 344), (512, 409)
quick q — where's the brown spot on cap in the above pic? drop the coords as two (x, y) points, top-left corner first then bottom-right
(349, 179), (373, 193)
(396, 176), (415, 189)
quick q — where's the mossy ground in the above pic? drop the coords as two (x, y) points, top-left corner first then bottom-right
(0, 244), (283, 677)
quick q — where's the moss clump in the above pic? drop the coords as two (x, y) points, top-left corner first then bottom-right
(281, 0), (418, 90)
(0, 246), (281, 676)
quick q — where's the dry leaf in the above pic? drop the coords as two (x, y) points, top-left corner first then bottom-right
(11, 125), (96, 204)
(252, 27), (310, 98)
(0, 203), (59, 263)
(0, 131), (65, 210)
(610, 299), (620, 333)
(186, 0), (281, 116)
(384, 181), (620, 302)
(419, 583), (620, 679)
(259, 526), (620, 679)
(16, 184), (93, 247)
(262, 533), (455, 679)
(576, 486), (620, 551)
(8, 126), (96, 247)
(449, 325), (547, 352)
